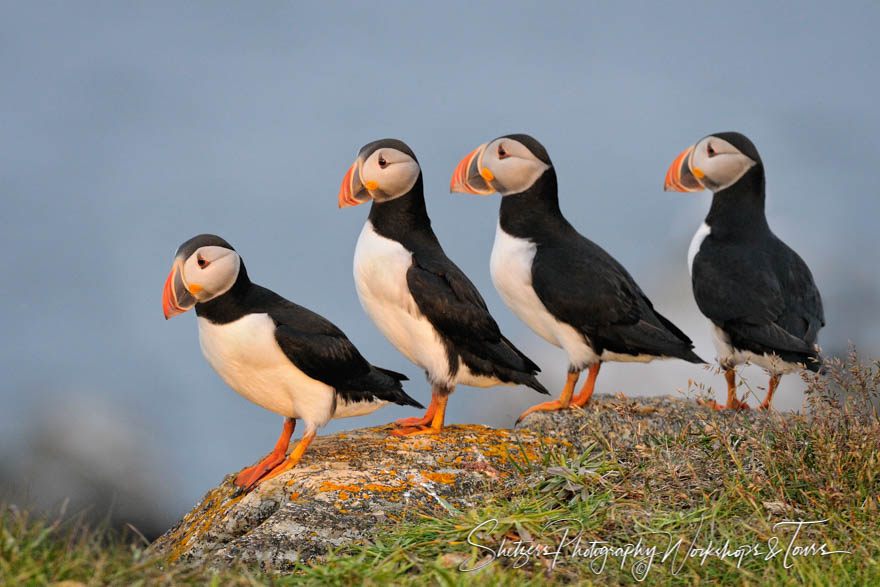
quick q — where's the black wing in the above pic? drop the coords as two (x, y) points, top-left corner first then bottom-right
(244, 285), (420, 408)
(406, 252), (547, 392)
(531, 234), (702, 362)
(692, 235), (824, 366)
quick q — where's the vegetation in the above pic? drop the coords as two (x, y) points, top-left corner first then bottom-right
(3, 349), (878, 585)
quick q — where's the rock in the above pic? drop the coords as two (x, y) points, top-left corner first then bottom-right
(148, 394), (779, 570)
(147, 421), (565, 570)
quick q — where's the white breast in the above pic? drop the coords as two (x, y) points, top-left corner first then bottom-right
(490, 222), (599, 370)
(353, 221), (453, 384)
(197, 314), (336, 432)
(688, 222), (711, 276)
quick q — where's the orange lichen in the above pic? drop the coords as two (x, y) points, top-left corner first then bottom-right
(362, 483), (401, 492)
(166, 485), (243, 563)
(319, 481), (360, 493)
(421, 471), (456, 484)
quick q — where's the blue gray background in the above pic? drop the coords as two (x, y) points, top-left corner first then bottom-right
(2, 2), (878, 536)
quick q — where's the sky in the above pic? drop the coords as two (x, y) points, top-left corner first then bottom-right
(1, 1), (878, 534)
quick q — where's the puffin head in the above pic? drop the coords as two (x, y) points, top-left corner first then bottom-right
(450, 133), (552, 197)
(162, 234), (242, 319)
(664, 132), (762, 194)
(338, 139), (421, 208)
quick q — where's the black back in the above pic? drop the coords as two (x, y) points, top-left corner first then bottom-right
(194, 250), (421, 408)
(498, 155), (703, 367)
(367, 169), (547, 394)
(690, 144), (825, 370)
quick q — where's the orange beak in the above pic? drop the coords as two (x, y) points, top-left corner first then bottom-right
(338, 159), (370, 209)
(450, 144), (495, 195)
(664, 145), (704, 192)
(163, 259), (196, 319)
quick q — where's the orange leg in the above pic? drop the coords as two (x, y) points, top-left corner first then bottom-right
(758, 374), (781, 410)
(394, 394), (438, 427)
(391, 386), (449, 436)
(516, 371), (581, 424)
(699, 369), (750, 410)
(245, 429), (316, 492)
(571, 364), (601, 407)
(234, 418), (294, 490)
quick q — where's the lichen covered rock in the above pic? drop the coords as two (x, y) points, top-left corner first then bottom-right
(149, 394), (777, 570)
(148, 422), (564, 570)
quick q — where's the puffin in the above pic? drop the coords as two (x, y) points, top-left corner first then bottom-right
(162, 234), (422, 492)
(664, 132), (824, 410)
(338, 138), (548, 435)
(450, 134), (704, 422)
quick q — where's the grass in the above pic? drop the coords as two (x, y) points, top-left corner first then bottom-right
(3, 349), (879, 585)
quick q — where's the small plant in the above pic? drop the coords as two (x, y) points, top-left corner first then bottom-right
(536, 442), (620, 507)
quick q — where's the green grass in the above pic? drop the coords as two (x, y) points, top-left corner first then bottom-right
(3, 349), (879, 585)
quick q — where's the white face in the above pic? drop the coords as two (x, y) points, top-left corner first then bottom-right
(480, 137), (550, 196)
(690, 136), (757, 192)
(180, 245), (241, 303)
(359, 147), (420, 201)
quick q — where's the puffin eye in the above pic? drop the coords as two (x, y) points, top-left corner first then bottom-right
(707, 144), (716, 157)
(497, 144), (508, 159)
(197, 256), (210, 269)
(377, 155), (387, 168)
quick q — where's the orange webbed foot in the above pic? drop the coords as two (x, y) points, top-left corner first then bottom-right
(697, 398), (751, 411)
(232, 418), (295, 494)
(391, 387), (448, 437)
(393, 395), (439, 428)
(234, 452), (286, 490)
(238, 431), (316, 494)
(515, 399), (570, 424)
(697, 398), (724, 410)
(394, 414), (434, 428)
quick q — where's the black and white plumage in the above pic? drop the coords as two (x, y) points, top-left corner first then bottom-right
(451, 134), (703, 421)
(665, 131), (825, 410)
(162, 234), (421, 491)
(339, 139), (548, 434)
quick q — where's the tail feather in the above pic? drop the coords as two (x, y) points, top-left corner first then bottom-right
(457, 349), (550, 395)
(365, 365), (423, 408)
(489, 367), (550, 396)
(335, 365), (423, 409)
(616, 307), (707, 364)
(678, 348), (706, 364)
(522, 374), (550, 395)
(374, 366), (409, 382)
(500, 335), (541, 373)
